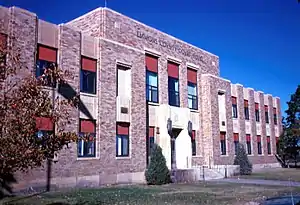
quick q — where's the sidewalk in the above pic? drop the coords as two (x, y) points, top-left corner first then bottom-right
(210, 178), (300, 187)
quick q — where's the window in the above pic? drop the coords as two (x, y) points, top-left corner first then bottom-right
(187, 68), (198, 110)
(36, 117), (54, 138)
(265, 105), (269, 123)
(255, 103), (260, 122)
(276, 137), (279, 154)
(78, 119), (96, 158)
(36, 45), (57, 87)
(191, 130), (196, 156)
(246, 134), (252, 155)
(257, 135), (262, 155)
(148, 126), (155, 156)
(273, 108), (278, 125)
(146, 55), (159, 103)
(80, 56), (96, 94)
(168, 61), (180, 107)
(267, 136), (271, 154)
(116, 122), (130, 157)
(220, 132), (226, 155)
(244, 100), (249, 120)
(234, 133), (239, 155)
(232, 97), (238, 118)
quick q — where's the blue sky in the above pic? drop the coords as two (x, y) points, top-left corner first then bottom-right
(2, 0), (300, 114)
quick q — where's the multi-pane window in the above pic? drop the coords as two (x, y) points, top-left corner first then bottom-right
(255, 103), (260, 122)
(234, 133), (239, 155)
(78, 119), (96, 158)
(232, 97), (238, 118)
(267, 136), (271, 154)
(116, 122), (130, 157)
(148, 126), (155, 156)
(36, 45), (57, 86)
(191, 130), (196, 156)
(273, 108), (278, 125)
(244, 100), (249, 120)
(36, 116), (54, 136)
(146, 55), (158, 103)
(265, 105), (269, 123)
(246, 134), (252, 155)
(187, 68), (198, 110)
(257, 135), (262, 155)
(168, 61), (180, 107)
(220, 132), (226, 155)
(80, 56), (97, 94)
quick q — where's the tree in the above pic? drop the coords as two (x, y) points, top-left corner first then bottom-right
(0, 35), (80, 196)
(278, 85), (300, 167)
(145, 144), (171, 185)
(233, 143), (252, 175)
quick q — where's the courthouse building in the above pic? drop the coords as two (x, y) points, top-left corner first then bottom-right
(0, 6), (282, 188)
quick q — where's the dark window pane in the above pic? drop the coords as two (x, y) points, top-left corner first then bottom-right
(265, 112), (269, 123)
(247, 142), (252, 155)
(257, 142), (262, 155)
(245, 107), (250, 120)
(168, 77), (179, 107)
(146, 71), (159, 103)
(234, 141), (239, 155)
(116, 135), (129, 157)
(191, 139), (196, 156)
(232, 104), (238, 118)
(36, 60), (56, 87)
(255, 110), (260, 122)
(80, 70), (96, 94)
(77, 133), (96, 157)
(221, 140), (226, 155)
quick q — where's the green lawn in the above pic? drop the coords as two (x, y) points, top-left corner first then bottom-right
(237, 168), (300, 182)
(2, 182), (300, 205)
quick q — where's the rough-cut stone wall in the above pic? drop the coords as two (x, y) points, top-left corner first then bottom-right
(237, 85), (246, 145)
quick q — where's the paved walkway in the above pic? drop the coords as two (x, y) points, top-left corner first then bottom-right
(210, 178), (300, 187)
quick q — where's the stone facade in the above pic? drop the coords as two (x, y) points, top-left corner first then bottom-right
(0, 6), (282, 189)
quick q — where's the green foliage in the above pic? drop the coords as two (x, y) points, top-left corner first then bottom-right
(234, 143), (252, 175)
(145, 144), (171, 185)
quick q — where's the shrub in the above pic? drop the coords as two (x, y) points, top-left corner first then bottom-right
(145, 144), (171, 185)
(234, 143), (253, 175)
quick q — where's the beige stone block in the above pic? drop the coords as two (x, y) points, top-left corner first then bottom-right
(38, 20), (59, 48)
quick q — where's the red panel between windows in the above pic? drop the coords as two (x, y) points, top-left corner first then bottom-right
(149, 126), (155, 137)
(234, 133), (239, 142)
(0, 33), (7, 50)
(82, 57), (97, 72)
(232, 97), (237, 105)
(276, 137), (279, 143)
(167, 61), (179, 78)
(257, 135), (261, 142)
(267, 136), (270, 143)
(255, 103), (259, 110)
(80, 120), (96, 133)
(220, 132), (226, 140)
(244, 100), (249, 107)
(192, 130), (196, 140)
(117, 122), (129, 135)
(145, 55), (158, 73)
(36, 117), (53, 131)
(187, 68), (197, 84)
(38, 45), (57, 63)
(246, 134), (251, 142)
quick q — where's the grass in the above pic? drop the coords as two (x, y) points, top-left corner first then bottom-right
(236, 168), (300, 182)
(2, 182), (300, 205)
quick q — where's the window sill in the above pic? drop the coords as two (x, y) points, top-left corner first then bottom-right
(147, 102), (159, 106)
(192, 155), (202, 158)
(190, 109), (199, 113)
(80, 92), (97, 97)
(116, 156), (131, 160)
(220, 155), (229, 157)
(77, 157), (99, 161)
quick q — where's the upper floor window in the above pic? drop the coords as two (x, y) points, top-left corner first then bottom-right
(255, 103), (260, 122)
(273, 107), (278, 125)
(36, 116), (54, 136)
(187, 68), (198, 110)
(80, 56), (97, 94)
(220, 132), (226, 155)
(234, 133), (239, 155)
(116, 122), (130, 157)
(244, 100), (249, 120)
(36, 45), (57, 87)
(191, 130), (196, 156)
(78, 119), (96, 158)
(168, 61), (179, 107)
(232, 97), (238, 118)
(146, 55), (158, 103)
(265, 105), (269, 123)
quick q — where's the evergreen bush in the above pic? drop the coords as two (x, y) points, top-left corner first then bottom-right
(234, 143), (253, 175)
(145, 144), (171, 185)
